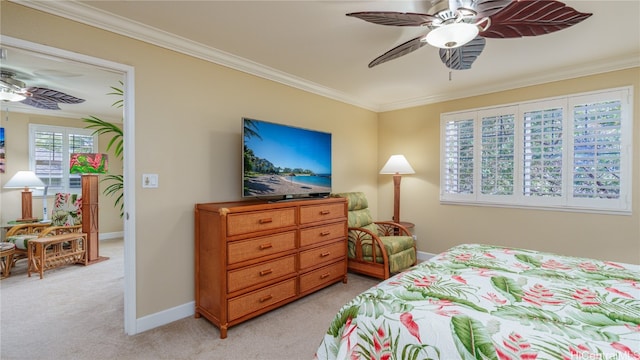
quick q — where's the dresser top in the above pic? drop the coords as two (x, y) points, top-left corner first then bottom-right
(195, 197), (345, 214)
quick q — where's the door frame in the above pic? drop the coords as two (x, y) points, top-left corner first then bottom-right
(3, 36), (138, 335)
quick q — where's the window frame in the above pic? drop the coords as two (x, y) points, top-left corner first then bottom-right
(440, 86), (633, 215)
(29, 124), (98, 196)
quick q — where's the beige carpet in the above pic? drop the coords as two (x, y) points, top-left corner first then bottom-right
(0, 238), (379, 360)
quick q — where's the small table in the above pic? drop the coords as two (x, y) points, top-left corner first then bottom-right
(398, 221), (415, 233)
(28, 233), (87, 279)
(0, 243), (16, 279)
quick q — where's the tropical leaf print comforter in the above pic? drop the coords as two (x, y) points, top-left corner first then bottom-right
(315, 244), (640, 360)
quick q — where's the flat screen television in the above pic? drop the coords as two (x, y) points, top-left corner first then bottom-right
(242, 117), (332, 199)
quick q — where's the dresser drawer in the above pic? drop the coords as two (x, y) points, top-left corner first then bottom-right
(227, 255), (296, 293)
(299, 202), (344, 224)
(299, 240), (346, 270)
(300, 222), (345, 247)
(227, 231), (296, 265)
(227, 208), (296, 237)
(300, 261), (346, 294)
(228, 278), (297, 321)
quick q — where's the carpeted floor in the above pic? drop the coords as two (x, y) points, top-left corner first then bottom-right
(0, 238), (379, 360)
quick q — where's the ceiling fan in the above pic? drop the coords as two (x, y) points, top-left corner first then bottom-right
(347, 0), (592, 70)
(0, 70), (85, 110)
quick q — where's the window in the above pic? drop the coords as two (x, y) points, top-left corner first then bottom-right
(29, 124), (98, 195)
(440, 87), (632, 214)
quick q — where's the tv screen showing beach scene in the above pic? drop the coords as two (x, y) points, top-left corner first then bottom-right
(242, 118), (332, 198)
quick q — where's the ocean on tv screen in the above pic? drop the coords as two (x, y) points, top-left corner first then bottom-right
(243, 118), (332, 197)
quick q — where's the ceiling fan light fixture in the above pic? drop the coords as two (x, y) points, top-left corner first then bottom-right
(425, 22), (479, 49)
(0, 87), (26, 102)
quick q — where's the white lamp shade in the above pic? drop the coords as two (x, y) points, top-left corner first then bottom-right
(4, 170), (46, 189)
(380, 155), (415, 175)
(425, 22), (479, 49)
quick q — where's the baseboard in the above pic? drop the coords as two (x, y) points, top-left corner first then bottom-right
(417, 250), (436, 262)
(100, 231), (124, 240)
(136, 301), (195, 334)
(132, 251), (437, 334)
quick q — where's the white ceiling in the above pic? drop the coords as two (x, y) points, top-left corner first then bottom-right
(3, 0), (640, 119)
(0, 44), (124, 122)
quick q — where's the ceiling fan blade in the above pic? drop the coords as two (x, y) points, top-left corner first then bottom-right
(480, 0), (592, 38)
(473, 0), (513, 18)
(20, 96), (61, 110)
(369, 35), (429, 68)
(439, 37), (486, 70)
(347, 12), (437, 26)
(27, 87), (86, 105)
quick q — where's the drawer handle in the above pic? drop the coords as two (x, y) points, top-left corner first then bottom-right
(259, 269), (273, 276)
(320, 252), (331, 257)
(320, 210), (331, 215)
(259, 243), (273, 250)
(259, 295), (273, 303)
(320, 231), (331, 236)
(320, 273), (331, 279)
(259, 218), (273, 224)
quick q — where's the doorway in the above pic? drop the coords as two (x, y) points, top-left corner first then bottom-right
(1, 36), (137, 335)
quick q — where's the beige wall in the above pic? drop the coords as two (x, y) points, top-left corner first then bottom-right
(378, 68), (640, 264)
(2, 2), (638, 325)
(1, 3), (379, 318)
(0, 112), (123, 233)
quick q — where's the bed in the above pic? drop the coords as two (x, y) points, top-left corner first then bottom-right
(315, 244), (640, 360)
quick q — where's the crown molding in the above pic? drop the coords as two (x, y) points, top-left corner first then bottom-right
(12, 0), (381, 112)
(378, 54), (640, 112)
(11, 0), (640, 114)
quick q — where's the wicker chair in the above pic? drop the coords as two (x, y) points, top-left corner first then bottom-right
(5, 193), (82, 265)
(43, 193), (83, 236)
(331, 192), (417, 280)
(5, 223), (51, 264)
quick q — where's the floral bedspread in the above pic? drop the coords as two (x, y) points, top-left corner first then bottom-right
(315, 244), (640, 360)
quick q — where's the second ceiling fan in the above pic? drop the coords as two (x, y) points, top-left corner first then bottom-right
(347, 0), (592, 70)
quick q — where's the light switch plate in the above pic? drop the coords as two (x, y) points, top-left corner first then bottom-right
(142, 174), (158, 188)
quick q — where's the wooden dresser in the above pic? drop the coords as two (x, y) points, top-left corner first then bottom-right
(194, 197), (348, 338)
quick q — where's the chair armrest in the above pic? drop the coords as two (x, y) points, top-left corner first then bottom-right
(347, 226), (390, 265)
(373, 221), (411, 236)
(6, 223), (50, 237)
(39, 225), (83, 237)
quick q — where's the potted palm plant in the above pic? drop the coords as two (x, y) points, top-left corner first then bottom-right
(82, 82), (124, 217)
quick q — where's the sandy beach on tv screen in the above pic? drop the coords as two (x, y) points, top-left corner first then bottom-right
(244, 175), (330, 196)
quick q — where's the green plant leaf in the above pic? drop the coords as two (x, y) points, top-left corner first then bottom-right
(83, 84), (124, 218)
(515, 254), (541, 268)
(491, 276), (524, 302)
(451, 315), (498, 360)
(327, 305), (359, 337)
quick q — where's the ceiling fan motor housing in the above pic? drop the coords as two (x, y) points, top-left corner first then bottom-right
(0, 70), (26, 90)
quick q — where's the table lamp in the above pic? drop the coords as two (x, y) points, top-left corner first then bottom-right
(70, 153), (109, 265)
(379, 155), (415, 223)
(3, 170), (45, 222)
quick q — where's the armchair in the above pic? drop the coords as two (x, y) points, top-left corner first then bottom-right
(5, 193), (82, 265)
(331, 192), (417, 280)
(43, 193), (83, 236)
(5, 223), (50, 264)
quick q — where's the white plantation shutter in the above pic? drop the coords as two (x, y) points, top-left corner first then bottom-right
(521, 101), (565, 200)
(29, 124), (97, 194)
(479, 109), (516, 197)
(33, 129), (64, 189)
(568, 88), (631, 211)
(572, 100), (621, 199)
(440, 86), (632, 214)
(442, 116), (475, 198)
